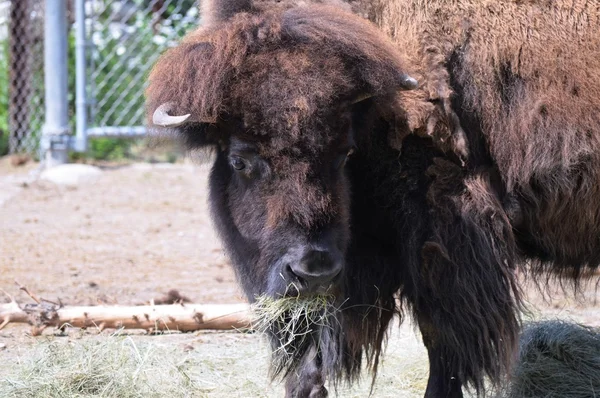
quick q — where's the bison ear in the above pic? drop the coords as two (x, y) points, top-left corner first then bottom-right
(176, 122), (223, 149)
(151, 120), (222, 150)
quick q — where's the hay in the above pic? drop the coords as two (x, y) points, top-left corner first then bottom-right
(504, 320), (600, 398)
(251, 294), (339, 378)
(0, 336), (201, 398)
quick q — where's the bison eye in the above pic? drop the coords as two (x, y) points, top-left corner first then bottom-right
(230, 156), (247, 171)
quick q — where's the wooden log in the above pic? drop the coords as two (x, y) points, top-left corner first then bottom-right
(0, 301), (252, 335)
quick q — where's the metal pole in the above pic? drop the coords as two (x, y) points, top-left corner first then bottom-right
(42, 0), (70, 167)
(74, 0), (87, 152)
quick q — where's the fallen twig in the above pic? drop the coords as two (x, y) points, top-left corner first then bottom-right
(15, 280), (41, 304)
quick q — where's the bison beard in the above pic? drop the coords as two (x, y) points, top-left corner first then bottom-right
(252, 295), (346, 397)
(146, 0), (600, 397)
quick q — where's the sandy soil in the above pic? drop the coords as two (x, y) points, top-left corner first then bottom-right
(0, 157), (597, 397)
(0, 159), (241, 306)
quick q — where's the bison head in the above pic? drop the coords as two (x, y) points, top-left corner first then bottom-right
(146, 1), (416, 387)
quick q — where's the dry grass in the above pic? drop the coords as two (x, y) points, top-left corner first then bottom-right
(0, 323), (435, 398)
(0, 334), (201, 398)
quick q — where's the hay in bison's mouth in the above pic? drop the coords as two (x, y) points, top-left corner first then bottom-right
(252, 294), (343, 380)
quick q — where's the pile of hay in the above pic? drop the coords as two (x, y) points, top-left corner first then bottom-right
(505, 320), (600, 398)
(0, 337), (200, 398)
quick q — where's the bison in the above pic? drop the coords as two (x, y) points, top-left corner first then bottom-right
(146, 0), (600, 396)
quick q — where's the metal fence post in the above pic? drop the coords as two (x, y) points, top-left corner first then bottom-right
(42, 0), (69, 167)
(74, 0), (87, 152)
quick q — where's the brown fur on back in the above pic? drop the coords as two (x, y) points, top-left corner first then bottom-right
(360, 1), (600, 393)
(374, 1), (600, 165)
(372, 0), (600, 271)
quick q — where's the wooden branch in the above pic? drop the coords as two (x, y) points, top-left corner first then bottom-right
(15, 280), (41, 304)
(0, 300), (29, 329)
(0, 301), (252, 335)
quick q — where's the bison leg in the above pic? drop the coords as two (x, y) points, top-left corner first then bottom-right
(424, 349), (463, 398)
(414, 161), (521, 394)
(420, 320), (464, 398)
(284, 346), (328, 398)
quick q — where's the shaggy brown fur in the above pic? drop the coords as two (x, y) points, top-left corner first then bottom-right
(374, 0), (600, 272)
(147, 4), (414, 125)
(146, 1), (600, 397)
(201, 0), (372, 25)
(146, 2), (416, 227)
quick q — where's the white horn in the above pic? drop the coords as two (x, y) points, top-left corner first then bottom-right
(152, 102), (191, 127)
(401, 75), (419, 90)
(352, 74), (419, 104)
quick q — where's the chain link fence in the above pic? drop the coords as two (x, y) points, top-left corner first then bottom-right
(0, 0), (199, 157)
(83, 0), (198, 137)
(0, 0), (46, 155)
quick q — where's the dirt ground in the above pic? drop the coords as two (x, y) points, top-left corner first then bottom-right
(0, 156), (598, 397)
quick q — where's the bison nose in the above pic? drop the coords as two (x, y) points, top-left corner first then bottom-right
(289, 250), (342, 292)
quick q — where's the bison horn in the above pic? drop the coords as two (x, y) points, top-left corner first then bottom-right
(401, 75), (419, 90)
(152, 102), (191, 127)
(352, 74), (419, 103)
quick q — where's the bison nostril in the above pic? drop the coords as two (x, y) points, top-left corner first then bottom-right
(289, 250), (342, 292)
